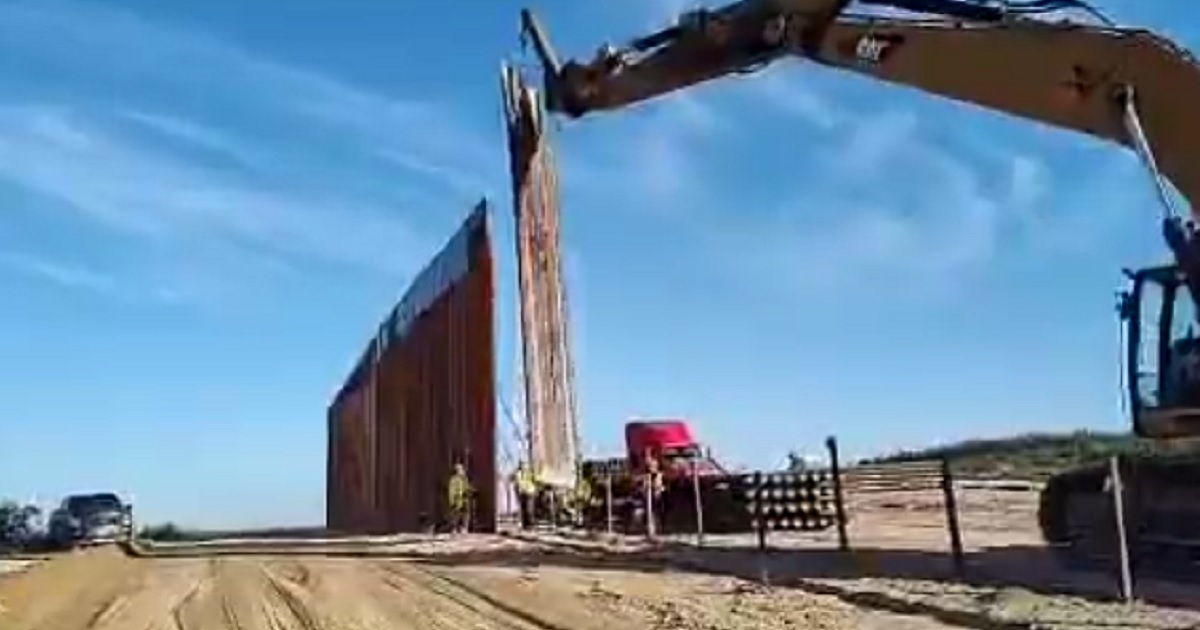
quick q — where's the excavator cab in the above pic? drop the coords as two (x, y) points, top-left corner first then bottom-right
(1123, 264), (1200, 438)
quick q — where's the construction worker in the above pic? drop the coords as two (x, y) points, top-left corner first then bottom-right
(447, 462), (473, 534)
(644, 455), (665, 533)
(512, 462), (537, 530)
(572, 474), (593, 527)
(647, 455), (665, 495)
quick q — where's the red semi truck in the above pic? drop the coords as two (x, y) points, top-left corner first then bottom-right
(580, 419), (750, 533)
(623, 419), (727, 477)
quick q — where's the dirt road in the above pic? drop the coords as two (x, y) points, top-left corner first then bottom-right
(0, 545), (935, 630)
(6, 484), (1200, 630)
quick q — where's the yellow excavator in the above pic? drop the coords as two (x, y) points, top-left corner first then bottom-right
(519, 0), (1200, 565)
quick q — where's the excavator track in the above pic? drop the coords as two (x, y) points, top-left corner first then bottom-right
(1039, 453), (1200, 580)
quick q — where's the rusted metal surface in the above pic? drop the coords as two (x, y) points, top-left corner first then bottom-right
(326, 383), (377, 533)
(502, 63), (580, 489)
(328, 201), (497, 534)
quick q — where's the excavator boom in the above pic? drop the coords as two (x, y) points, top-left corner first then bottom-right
(524, 2), (1200, 215)
(814, 18), (1200, 213)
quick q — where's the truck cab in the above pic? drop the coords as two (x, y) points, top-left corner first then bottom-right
(624, 419), (725, 478)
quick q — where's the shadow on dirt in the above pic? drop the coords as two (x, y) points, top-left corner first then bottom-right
(411, 539), (1200, 617)
(120, 541), (441, 559)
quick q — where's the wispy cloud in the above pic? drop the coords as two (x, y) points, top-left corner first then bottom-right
(752, 67), (842, 130)
(376, 149), (492, 199)
(0, 0), (498, 304)
(706, 102), (1151, 302)
(0, 0), (495, 169)
(0, 251), (118, 295)
(120, 110), (262, 168)
(748, 125), (1006, 294)
(0, 106), (428, 272)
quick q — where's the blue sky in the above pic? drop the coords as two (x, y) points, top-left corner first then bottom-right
(0, 0), (1191, 528)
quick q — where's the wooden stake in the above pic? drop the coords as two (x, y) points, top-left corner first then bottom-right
(826, 436), (850, 552)
(755, 471), (767, 552)
(605, 473), (614, 536)
(940, 457), (965, 577)
(691, 458), (705, 546)
(1110, 455), (1134, 603)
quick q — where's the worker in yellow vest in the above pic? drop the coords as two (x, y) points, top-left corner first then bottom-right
(512, 462), (538, 530)
(447, 462), (473, 534)
(572, 474), (593, 526)
(644, 455), (665, 533)
(646, 455), (665, 496)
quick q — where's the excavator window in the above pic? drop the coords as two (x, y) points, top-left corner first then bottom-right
(1127, 266), (1200, 438)
(1131, 277), (1167, 409)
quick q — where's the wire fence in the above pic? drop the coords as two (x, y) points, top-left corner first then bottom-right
(504, 440), (1166, 602)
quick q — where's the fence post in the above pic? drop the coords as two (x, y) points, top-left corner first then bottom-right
(754, 471), (767, 552)
(826, 436), (850, 552)
(691, 458), (705, 547)
(605, 472), (614, 536)
(1109, 455), (1134, 603)
(754, 471), (771, 586)
(940, 457), (965, 577)
(644, 472), (657, 540)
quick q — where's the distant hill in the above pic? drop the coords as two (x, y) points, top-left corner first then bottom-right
(855, 431), (1199, 481)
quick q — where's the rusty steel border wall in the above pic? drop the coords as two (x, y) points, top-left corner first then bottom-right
(327, 200), (497, 534)
(502, 64), (581, 489)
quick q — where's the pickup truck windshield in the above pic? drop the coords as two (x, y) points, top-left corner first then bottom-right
(66, 494), (122, 515)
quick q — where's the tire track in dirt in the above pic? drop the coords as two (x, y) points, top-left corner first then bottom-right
(370, 560), (566, 630)
(0, 548), (941, 630)
(172, 558), (321, 630)
(0, 547), (149, 630)
(91, 559), (211, 630)
(256, 556), (561, 630)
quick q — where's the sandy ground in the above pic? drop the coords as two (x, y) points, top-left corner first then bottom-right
(0, 560), (37, 576)
(511, 487), (1200, 629)
(3, 486), (1199, 630)
(0, 544), (951, 630)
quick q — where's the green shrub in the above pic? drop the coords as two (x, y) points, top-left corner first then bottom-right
(855, 431), (1189, 481)
(138, 522), (189, 542)
(0, 500), (41, 551)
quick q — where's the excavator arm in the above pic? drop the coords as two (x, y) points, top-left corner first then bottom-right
(520, 1), (1200, 439)
(522, 1), (1200, 216)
